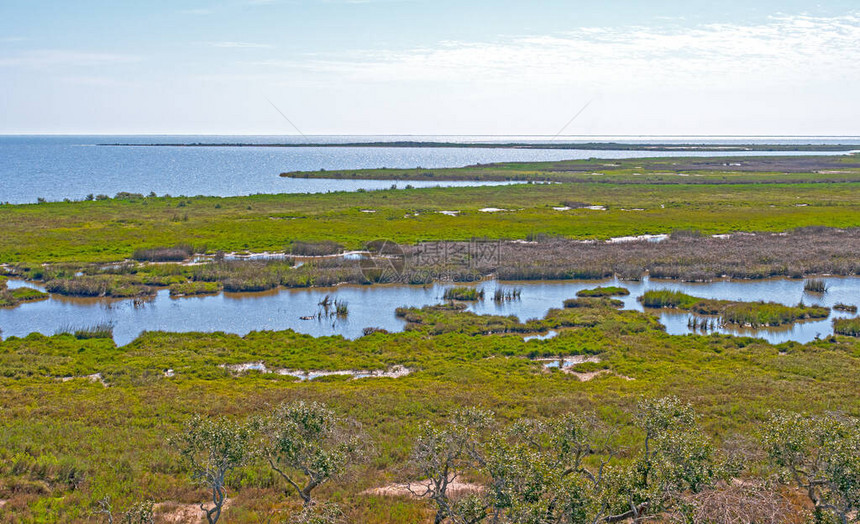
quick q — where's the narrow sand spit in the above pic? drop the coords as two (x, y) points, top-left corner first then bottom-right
(156, 499), (232, 523)
(363, 479), (484, 499)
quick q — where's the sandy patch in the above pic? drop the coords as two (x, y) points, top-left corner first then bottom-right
(537, 355), (600, 368)
(220, 363), (412, 381)
(58, 373), (107, 387)
(363, 479), (483, 499)
(607, 234), (668, 244)
(156, 499), (232, 524)
(479, 207), (507, 213)
(437, 210), (460, 216)
(568, 370), (633, 381)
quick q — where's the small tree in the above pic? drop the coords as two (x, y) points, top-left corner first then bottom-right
(408, 407), (494, 524)
(605, 396), (719, 522)
(258, 401), (366, 507)
(172, 415), (253, 524)
(762, 411), (860, 524)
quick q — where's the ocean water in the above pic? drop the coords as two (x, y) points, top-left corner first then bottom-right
(1, 135), (858, 204)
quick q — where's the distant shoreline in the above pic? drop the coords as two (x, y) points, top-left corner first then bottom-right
(97, 141), (860, 152)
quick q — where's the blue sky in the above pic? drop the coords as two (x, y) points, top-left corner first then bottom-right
(1, 0), (859, 135)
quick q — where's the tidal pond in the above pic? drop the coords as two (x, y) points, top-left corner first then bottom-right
(1, 276), (857, 346)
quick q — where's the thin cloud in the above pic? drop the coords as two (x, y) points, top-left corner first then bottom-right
(247, 13), (860, 88)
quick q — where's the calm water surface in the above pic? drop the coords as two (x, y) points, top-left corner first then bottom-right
(2, 276), (857, 346)
(2, 135), (858, 204)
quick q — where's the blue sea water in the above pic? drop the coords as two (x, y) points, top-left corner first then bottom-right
(1, 135), (858, 204)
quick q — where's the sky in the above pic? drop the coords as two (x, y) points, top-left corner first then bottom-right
(1, 0), (859, 136)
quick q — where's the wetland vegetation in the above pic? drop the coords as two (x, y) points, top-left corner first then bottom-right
(0, 156), (859, 522)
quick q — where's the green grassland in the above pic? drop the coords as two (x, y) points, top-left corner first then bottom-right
(0, 299), (858, 522)
(1, 173), (859, 264)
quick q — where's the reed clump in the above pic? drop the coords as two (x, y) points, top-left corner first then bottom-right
(493, 287), (522, 302)
(317, 295), (349, 319)
(443, 286), (484, 301)
(803, 278), (828, 293)
(56, 322), (114, 340)
(132, 244), (194, 262)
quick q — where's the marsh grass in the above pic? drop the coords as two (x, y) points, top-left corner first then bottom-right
(168, 281), (222, 297)
(55, 321), (114, 340)
(639, 290), (701, 309)
(0, 285), (49, 308)
(640, 290), (830, 327)
(576, 286), (630, 298)
(564, 297), (624, 309)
